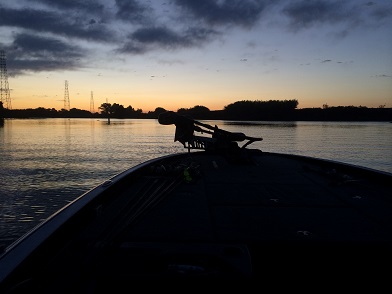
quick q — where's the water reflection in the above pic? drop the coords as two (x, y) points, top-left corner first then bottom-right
(99, 119), (131, 125)
(223, 121), (297, 128)
(0, 119), (391, 251)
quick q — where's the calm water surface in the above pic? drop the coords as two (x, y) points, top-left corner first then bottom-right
(1, 118), (391, 249)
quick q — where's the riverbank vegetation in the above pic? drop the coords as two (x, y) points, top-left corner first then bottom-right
(1, 99), (391, 121)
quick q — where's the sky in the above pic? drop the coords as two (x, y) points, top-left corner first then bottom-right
(0, 0), (391, 112)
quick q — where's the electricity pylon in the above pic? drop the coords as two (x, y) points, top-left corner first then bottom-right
(64, 80), (70, 111)
(90, 91), (94, 113)
(0, 50), (12, 109)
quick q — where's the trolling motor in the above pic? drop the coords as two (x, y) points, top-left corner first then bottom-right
(158, 111), (263, 152)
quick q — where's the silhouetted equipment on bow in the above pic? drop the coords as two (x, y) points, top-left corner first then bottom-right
(158, 111), (263, 151)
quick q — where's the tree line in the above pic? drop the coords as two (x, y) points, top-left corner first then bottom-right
(1, 100), (391, 121)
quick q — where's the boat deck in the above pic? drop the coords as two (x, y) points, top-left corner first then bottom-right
(2, 150), (392, 292)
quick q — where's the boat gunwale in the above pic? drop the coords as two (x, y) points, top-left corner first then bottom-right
(0, 151), (190, 283)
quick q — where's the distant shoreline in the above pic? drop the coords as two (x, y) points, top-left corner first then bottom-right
(2, 108), (391, 122)
(1, 100), (391, 122)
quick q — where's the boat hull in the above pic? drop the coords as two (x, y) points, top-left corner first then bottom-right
(1, 149), (391, 291)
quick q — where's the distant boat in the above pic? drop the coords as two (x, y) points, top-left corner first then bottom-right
(1, 111), (391, 292)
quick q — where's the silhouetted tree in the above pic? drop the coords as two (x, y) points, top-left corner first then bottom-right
(111, 103), (126, 118)
(124, 105), (136, 117)
(177, 105), (210, 119)
(147, 107), (167, 119)
(99, 103), (113, 124)
(224, 99), (298, 120)
(1, 99), (391, 121)
(69, 108), (92, 118)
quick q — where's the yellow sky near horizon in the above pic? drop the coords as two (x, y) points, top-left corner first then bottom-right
(8, 64), (391, 113)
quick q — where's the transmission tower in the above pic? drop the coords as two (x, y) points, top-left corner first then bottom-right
(90, 91), (94, 113)
(64, 80), (70, 110)
(0, 50), (12, 109)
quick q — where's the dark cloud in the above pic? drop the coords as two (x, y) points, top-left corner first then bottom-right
(115, 0), (152, 24)
(0, 0), (391, 76)
(4, 33), (85, 76)
(118, 26), (218, 54)
(0, 6), (114, 42)
(35, 0), (105, 14)
(282, 1), (349, 29)
(369, 3), (392, 20)
(282, 0), (392, 30)
(374, 74), (392, 78)
(173, 0), (268, 27)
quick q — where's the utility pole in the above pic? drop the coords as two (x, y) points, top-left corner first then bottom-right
(64, 80), (70, 111)
(0, 50), (12, 109)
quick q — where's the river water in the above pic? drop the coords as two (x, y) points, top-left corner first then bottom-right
(1, 118), (391, 249)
